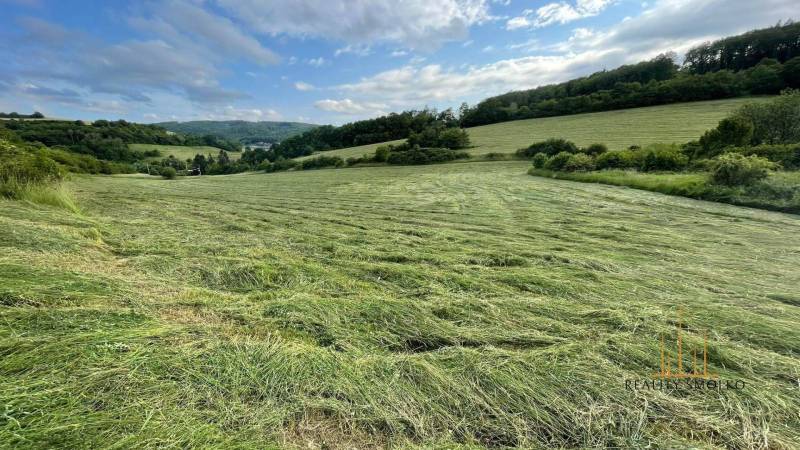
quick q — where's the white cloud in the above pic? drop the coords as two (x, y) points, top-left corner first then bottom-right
(335, 44), (372, 57)
(391, 50), (409, 57)
(307, 57), (327, 67)
(506, 0), (613, 30)
(336, 51), (622, 108)
(314, 98), (388, 115)
(294, 81), (315, 91)
(216, 0), (495, 51)
(508, 38), (542, 52)
(129, 0), (278, 65)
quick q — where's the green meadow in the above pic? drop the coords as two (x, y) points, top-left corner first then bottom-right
(2, 161), (799, 448)
(129, 143), (239, 161)
(297, 98), (772, 161)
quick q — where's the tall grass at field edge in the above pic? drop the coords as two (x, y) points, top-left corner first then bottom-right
(528, 168), (800, 214)
(1, 179), (80, 213)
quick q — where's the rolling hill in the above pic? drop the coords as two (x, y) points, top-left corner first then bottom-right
(154, 120), (317, 145)
(296, 97), (772, 161)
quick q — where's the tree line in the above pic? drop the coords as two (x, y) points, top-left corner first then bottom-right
(0, 112), (45, 119)
(271, 108), (460, 160)
(684, 21), (800, 74)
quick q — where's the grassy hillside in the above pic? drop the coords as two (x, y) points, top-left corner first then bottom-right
(297, 98), (772, 161)
(155, 120), (317, 144)
(129, 143), (240, 161)
(2, 161), (798, 448)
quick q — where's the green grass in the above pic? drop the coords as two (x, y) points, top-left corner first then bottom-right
(2, 161), (799, 448)
(528, 168), (800, 214)
(129, 143), (239, 161)
(297, 98), (772, 161)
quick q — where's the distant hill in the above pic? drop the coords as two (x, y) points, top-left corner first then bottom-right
(154, 120), (317, 145)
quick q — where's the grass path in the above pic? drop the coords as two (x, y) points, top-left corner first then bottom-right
(297, 97), (772, 161)
(1, 161), (799, 448)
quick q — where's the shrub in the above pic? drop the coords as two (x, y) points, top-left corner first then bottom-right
(710, 153), (775, 186)
(734, 90), (800, 145)
(544, 151), (573, 171)
(300, 155), (344, 170)
(641, 144), (689, 171)
(482, 152), (510, 160)
(266, 158), (298, 173)
(595, 149), (646, 170)
(531, 153), (548, 168)
(437, 128), (471, 149)
(595, 151), (624, 169)
(160, 167), (177, 179)
(784, 56), (800, 88)
(563, 153), (596, 172)
(516, 138), (579, 158)
(697, 116), (754, 158)
(0, 140), (63, 187)
(374, 145), (391, 162)
(730, 143), (800, 169)
(386, 148), (469, 165)
(582, 143), (608, 156)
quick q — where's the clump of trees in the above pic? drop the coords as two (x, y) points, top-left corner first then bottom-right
(160, 167), (177, 180)
(709, 153), (775, 186)
(272, 108), (463, 159)
(516, 138), (579, 158)
(407, 126), (470, 149)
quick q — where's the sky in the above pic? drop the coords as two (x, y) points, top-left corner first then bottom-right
(0, 0), (796, 125)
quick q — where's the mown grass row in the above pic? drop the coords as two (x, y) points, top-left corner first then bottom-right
(2, 161), (799, 448)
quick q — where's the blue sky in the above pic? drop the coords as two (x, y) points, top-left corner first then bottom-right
(0, 0), (796, 125)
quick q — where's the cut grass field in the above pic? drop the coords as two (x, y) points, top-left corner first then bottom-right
(129, 143), (239, 161)
(2, 161), (799, 448)
(296, 97), (772, 161)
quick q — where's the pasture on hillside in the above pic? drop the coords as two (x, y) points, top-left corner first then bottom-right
(1, 161), (799, 448)
(129, 143), (240, 162)
(296, 98), (772, 161)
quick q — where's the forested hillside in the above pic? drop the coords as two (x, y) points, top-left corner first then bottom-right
(0, 120), (240, 161)
(460, 22), (800, 127)
(154, 120), (316, 145)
